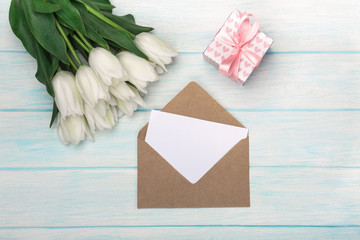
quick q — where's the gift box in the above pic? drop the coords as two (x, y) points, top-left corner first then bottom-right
(203, 10), (273, 85)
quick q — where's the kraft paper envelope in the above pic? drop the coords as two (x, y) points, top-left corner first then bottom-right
(137, 82), (250, 208)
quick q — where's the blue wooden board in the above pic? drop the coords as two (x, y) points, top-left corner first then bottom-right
(0, 0), (359, 239)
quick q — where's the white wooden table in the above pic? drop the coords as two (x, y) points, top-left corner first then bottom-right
(0, 0), (360, 239)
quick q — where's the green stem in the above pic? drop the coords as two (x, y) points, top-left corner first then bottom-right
(75, 30), (93, 51)
(67, 52), (78, 72)
(82, 2), (135, 39)
(72, 34), (90, 53)
(55, 19), (82, 66)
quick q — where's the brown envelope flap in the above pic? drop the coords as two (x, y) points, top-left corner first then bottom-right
(138, 81), (245, 140)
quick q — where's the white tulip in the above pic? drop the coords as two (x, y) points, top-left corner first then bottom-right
(110, 105), (123, 121)
(109, 81), (135, 100)
(107, 94), (118, 106)
(116, 51), (158, 93)
(57, 114), (93, 145)
(134, 32), (177, 72)
(116, 98), (138, 117)
(84, 100), (118, 133)
(106, 105), (119, 128)
(52, 71), (83, 118)
(129, 85), (146, 107)
(75, 65), (109, 107)
(89, 47), (126, 86)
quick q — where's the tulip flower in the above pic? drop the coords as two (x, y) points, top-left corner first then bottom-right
(109, 81), (135, 101)
(84, 100), (119, 133)
(134, 32), (178, 72)
(128, 85), (146, 108)
(57, 114), (93, 145)
(89, 47), (126, 87)
(116, 51), (158, 93)
(75, 65), (109, 107)
(107, 94), (118, 106)
(110, 83), (146, 116)
(116, 98), (138, 117)
(106, 105), (120, 129)
(52, 71), (83, 118)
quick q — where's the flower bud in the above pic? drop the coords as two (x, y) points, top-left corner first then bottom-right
(57, 114), (93, 145)
(134, 33), (177, 72)
(52, 71), (83, 118)
(89, 47), (126, 86)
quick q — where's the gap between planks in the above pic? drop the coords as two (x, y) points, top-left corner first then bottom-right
(0, 166), (360, 171)
(1, 109), (360, 112)
(2, 50), (360, 54)
(0, 225), (360, 229)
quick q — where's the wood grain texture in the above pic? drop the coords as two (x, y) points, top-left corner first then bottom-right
(0, 168), (359, 227)
(2, 0), (360, 52)
(1, 0), (360, 238)
(1, 227), (360, 240)
(1, 53), (360, 110)
(0, 111), (359, 168)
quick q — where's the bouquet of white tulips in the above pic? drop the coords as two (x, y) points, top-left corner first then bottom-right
(9, 0), (177, 145)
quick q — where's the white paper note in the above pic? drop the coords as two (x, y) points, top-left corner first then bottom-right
(145, 110), (248, 184)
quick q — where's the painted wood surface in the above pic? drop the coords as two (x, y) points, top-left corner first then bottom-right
(1, 168), (359, 226)
(0, 0), (359, 239)
(1, 227), (360, 240)
(2, 53), (360, 110)
(0, 111), (359, 168)
(2, 0), (360, 52)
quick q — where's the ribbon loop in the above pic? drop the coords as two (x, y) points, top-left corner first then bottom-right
(216, 11), (261, 81)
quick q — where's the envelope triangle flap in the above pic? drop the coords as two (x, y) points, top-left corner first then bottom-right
(161, 82), (244, 127)
(138, 82), (244, 140)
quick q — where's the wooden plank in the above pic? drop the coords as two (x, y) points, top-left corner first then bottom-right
(1, 53), (360, 110)
(0, 227), (359, 240)
(0, 168), (359, 226)
(0, 111), (359, 168)
(0, 53), (51, 110)
(1, 0), (360, 52)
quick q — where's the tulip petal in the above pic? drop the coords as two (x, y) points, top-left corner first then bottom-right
(109, 81), (135, 100)
(89, 47), (126, 87)
(53, 71), (83, 118)
(76, 65), (102, 107)
(129, 85), (146, 107)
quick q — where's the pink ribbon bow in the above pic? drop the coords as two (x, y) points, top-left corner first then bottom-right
(217, 12), (261, 81)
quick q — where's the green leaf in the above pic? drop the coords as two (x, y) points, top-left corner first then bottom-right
(22, 0), (69, 64)
(50, 101), (59, 127)
(83, 23), (109, 49)
(102, 11), (153, 35)
(9, 0), (37, 58)
(31, 0), (62, 13)
(73, 1), (147, 58)
(97, 23), (147, 58)
(70, 37), (89, 60)
(50, 56), (60, 79)
(34, 43), (59, 97)
(106, 39), (122, 51)
(87, 15), (146, 58)
(50, 0), (86, 35)
(59, 21), (75, 36)
(74, 0), (100, 11)
(10, 0), (60, 99)
(59, 61), (71, 71)
(93, 2), (115, 12)
(89, 0), (111, 4)
(121, 14), (135, 23)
